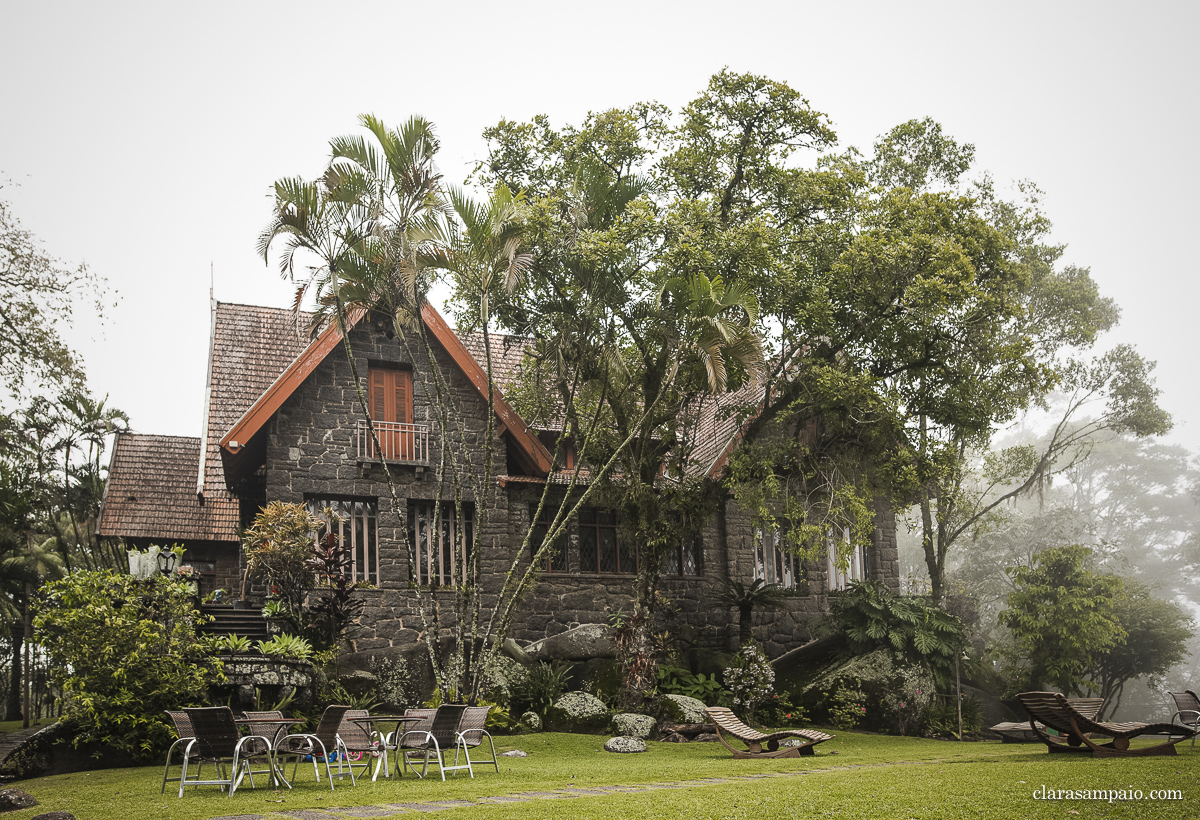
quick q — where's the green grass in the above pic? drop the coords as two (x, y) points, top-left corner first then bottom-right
(5, 733), (1198, 820)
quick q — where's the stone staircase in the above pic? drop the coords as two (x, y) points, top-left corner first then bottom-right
(198, 604), (269, 642)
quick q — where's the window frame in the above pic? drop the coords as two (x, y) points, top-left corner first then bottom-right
(367, 365), (416, 461)
(578, 507), (636, 575)
(306, 497), (379, 585)
(407, 500), (474, 588)
(662, 534), (703, 577)
(827, 526), (866, 591)
(753, 526), (799, 590)
(530, 504), (569, 573)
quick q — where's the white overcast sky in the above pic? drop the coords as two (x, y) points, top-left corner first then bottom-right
(2, 1), (1198, 456)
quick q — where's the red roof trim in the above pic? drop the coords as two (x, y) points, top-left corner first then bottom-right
(218, 303), (552, 477)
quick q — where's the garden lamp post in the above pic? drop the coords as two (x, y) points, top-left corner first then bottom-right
(156, 549), (178, 577)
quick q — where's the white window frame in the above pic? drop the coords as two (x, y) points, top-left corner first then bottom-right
(408, 500), (474, 587)
(753, 527), (799, 589)
(827, 526), (866, 591)
(307, 498), (379, 585)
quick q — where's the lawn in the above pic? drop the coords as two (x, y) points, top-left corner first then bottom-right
(4, 732), (1196, 820)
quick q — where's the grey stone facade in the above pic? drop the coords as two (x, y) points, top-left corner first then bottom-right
(247, 320), (900, 660)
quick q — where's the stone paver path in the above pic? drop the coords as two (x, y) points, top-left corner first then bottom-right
(201, 764), (869, 819)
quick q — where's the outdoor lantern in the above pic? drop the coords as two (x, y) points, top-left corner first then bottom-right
(157, 549), (178, 576)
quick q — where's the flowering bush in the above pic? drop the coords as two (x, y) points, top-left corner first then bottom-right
(879, 664), (933, 735)
(723, 641), (775, 721)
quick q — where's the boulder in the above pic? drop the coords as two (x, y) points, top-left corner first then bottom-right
(659, 693), (708, 724)
(502, 637), (535, 666)
(0, 789), (37, 812)
(500, 749), (528, 758)
(526, 624), (616, 662)
(545, 691), (611, 733)
(520, 711), (542, 731)
(31, 814), (75, 820)
(603, 736), (647, 753)
(658, 731), (687, 743)
(694, 732), (720, 743)
(611, 712), (657, 739)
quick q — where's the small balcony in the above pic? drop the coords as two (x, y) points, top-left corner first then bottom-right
(356, 419), (430, 465)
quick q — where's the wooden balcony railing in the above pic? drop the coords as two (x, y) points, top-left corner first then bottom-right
(356, 419), (430, 464)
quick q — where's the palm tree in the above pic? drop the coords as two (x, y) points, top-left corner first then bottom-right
(2, 536), (64, 727)
(713, 578), (790, 646)
(56, 390), (129, 570)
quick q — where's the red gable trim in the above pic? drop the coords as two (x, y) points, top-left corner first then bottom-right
(220, 307), (365, 454)
(419, 304), (553, 476)
(218, 303), (552, 477)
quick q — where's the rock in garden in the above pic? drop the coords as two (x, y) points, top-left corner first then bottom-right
(694, 732), (720, 742)
(0, 789), (37, 811)
(520, 711), (542, 731)
(603, 736), (647, 753)
(500, 749), (528, 758)
(658, 731), (687, 743)
(612, 712), (657, 739)
(659, 693), (708, 724)
(525, 624), (616, 661)
(31, 813), (75, 820)
(546, 691), (611, 733)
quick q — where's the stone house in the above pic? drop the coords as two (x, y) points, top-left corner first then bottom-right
(99, 299), (899, 660)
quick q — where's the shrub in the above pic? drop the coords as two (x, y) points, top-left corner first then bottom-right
(256, 633), (314, 659)
(795, 647), (937, 735)
(33, 570), (225, 762)
(723, 641), (775, 721)
(656, 663), (729, 706)
(509, 661), (572, 718)
(827, 686), (867, 730)
(369, 654), (418, 712)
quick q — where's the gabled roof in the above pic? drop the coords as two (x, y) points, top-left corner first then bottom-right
(212, 301), (553, 485)
(683, 376), (768, 479)
(99, 433), (239, 541)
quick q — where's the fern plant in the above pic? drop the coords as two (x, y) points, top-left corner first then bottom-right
(830, 580), (965, 687)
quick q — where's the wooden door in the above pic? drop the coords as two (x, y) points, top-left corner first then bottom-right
(368, 367), (414, 459)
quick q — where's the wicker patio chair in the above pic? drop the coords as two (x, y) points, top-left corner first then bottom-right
(1016, 692), (1197, 757)
(339, 708), (382, 781)
(176, 707), (274, 798)
(239, 710), (293, 787)
(161, 710), (198, 794)
(397, 704), (473, 780)
(275, 705), (356, 789)
(704, 706), (834, 758)
(1167, 690), (1200, 749)
(455, 705), (499, 773)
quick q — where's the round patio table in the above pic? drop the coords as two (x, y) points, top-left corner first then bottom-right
(348, 715), (423, 781)
(234, 717), (307, 787)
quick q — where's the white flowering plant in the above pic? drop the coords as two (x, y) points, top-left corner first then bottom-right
(723, 641), (775, 721)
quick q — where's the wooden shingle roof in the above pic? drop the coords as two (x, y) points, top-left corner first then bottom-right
(99, 433), (239, 541)
(203, 302), (311, 494)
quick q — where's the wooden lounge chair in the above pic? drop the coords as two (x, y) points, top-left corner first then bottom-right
(1167, 690), (1200, 749)
(704, 706), (833, 758)
(1016, 692), (1197, 758)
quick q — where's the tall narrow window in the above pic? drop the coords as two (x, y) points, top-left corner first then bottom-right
(531, 504), (569, 573)
(579, 507), (634, 574)
(368, 366), (415, 460)
(408, 501), (474, 587)
(827, 527), (866, 591)
(662, 536), (703, 577)
(307, 498), (378, 585)
(753, 527), (798, 589)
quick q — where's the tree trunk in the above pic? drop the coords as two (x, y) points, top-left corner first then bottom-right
(22, 583), (31, 728)
(6, 618), (22, 721)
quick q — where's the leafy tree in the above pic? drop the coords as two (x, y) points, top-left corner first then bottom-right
(33, 570), (224, 761)
(0, 190), (109, 398)
(260, 117), (635, 703)
(1082, 580), (1193, 718)
(999, 545), (1125, 695)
